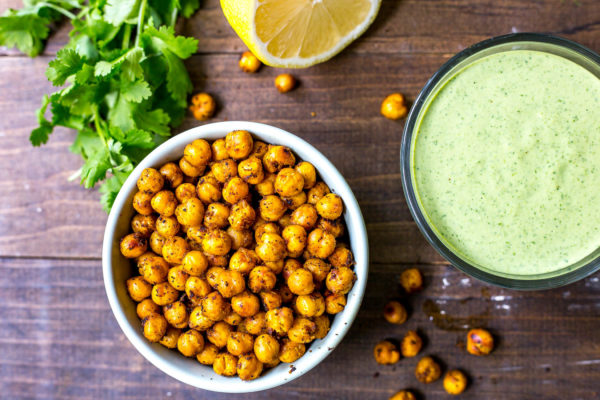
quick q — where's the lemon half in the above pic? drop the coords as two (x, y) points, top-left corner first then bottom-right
(221, 0), (381, 68)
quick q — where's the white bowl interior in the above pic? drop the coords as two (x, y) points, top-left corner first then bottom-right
(102, 121), (369, 393)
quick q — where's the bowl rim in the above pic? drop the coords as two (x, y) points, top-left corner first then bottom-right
(400, 33), (600, 290)
(102, 121), (369, 392)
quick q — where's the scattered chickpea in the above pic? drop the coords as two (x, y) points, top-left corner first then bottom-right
(401, 330), (422, 357)
(190, 92), (216, 121)
(389, 390), (417, 400)
(239, 51), (261, 73)
(466, 328), (494, 356)
(444, 369), (468, 395)
(381, 93), (408, 120)
(275, 73), (296, 93)
(415, 356), (441, 383)
(373, 340), (400, 365)
(400, 268), (423, 293)
(383, 300), (407, 325)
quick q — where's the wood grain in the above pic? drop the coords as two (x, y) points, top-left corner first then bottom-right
(1, 258), (598, 400)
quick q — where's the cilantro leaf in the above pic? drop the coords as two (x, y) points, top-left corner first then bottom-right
(0, 14), (50, 57)
(99, 175), (122, 212)
(109, 127), (155, 149)
(70, 128), (102, 157)
(121, 48), (144, 81)
(133, 106), (171, 136)
(144, 25), (198, 58)
(46, 49), (85, 85)
(30, 95), (53, 146)
(80, 146), (111, 188)
(179, 0), (200, 18)
(122, 80), (152, 103)
(104, 0), (140, 27)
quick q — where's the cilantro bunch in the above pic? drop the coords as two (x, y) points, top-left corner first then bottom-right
(0, 0), (200, 211)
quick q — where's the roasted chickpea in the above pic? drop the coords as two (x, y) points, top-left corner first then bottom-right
(231, 290), (261, 317)
(181, 250), (208, 276)
(466, 328), (494, 356)
(325, 293), (346, 314)
(228, 200), (256, 230)
(189, 306), (216, 331)
(159, 326), (181, 349)
(306, 181), (328, 203)
(227, 331), (255, 356)
(178, 329), (205, 357)
(275, 168), (304, 197)
(202, 229), (231, 256)
(295, 292), (325, 317)
(179, 157), (205, 178)
(263, 145), (295, 173)
(315, 193), (343, 220)
(313, 314), (330, 339)
(185, 277), (211, 305)
(211, 138), (229, 161)
(211, 159), (238, 183)
(213, 352), (238, 377)
(373, 340), (400, 365)
(239, 51), (261, 73)
(415, 356), (441, 383)
(136, 251), (157, 269)
(326, 267), (356, 295)
(131, 214), (156, 237)
(238, 157), (265, 184)
(207, 321), (234, 348)
(166, 266), (189, 291)
(329, 245), (354, 269)
(149, 231), (166, 254)
(151, 190), (177, 216)
(217, 269), (246, 298)
(290, 204), (318, 230)
(444, 370), (468, 395)
(282, 225), (307, 257)
(206, 267), (225, 289)
(163, 301), (188, 326)
(400, 268), (423, 293)
(256, 232), (287, 262)
(282, 259), (302, 281)
(190, 93), (216, 121)
(187, 226), (209, 247)
(275, 73), (296, 93)
(175, 183), (197, 203)
(137, 298), (161, 319)
(120, 233), (148, 258)
(248, 141), (268, 159)
(265, 307), (294, 335)
(384, 301), (408, 325)
(255, 173), (276, 196)
(303, 258), (331, 282)
(318, 218), (344, 238)
(264, 259), (284, 274)
(248, 266), (277, 293)
(401, 330), (423, 357)
(389, 390), (417, 400)
(205, 252), (229, 268)
(175, 197), (205, 227)
(227, 227), (253, 250)
(133, 191), (154, 215)
(197, 175), (222, 203)
(137, 168), (164, 194)
(254, 334), (280, 363)
(237, 353), (263, 381)
(294, 162), (316, 189)
(223, 177), (249, 204)
(281, 192), (307, 211)
(201, 291), (229, 321)
(229, 248), (260, 275)
(203, 202), (229, 229)
(287, 267), (315, 295)
(140, 256), (169, 285)
(277, 284), (294, 304)
(151, 282), (179, 306)
(142, 313), (167, 342)
(259, 290), (282, 311)
(259, 195), (286, 222)
(255, 222), (280, 243)
(278, 339), (305, 363)
(307, 228), (336, 259)
(127, 276), (152, 301)
(159, 162), (184, 189)
(381, 93), (408, 120)
(162, 236), (189, 264)
(224, 310), (243, 326)
(225, 130), (253, 160)
(197, 343), (219, 365)
(184, 139), (212, 167)
(155, 215), (180, 237)
(241, 311), (267, 335)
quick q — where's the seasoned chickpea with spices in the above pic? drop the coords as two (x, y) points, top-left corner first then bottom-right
(162, 236), (189, 264)
(275, 168), (304, 197)
(201, 291), (229, 321)
(415, 356), (441, 383)
(184, 139), (212, 167)
(175, 183), (196, 203)
(167, 266), (190, 291)
(204, 203), (230, 229)
(223, 177), (249, 204)
(282, 259), (302, 281)
(197, 343), (219, 365)
(326, 267), (356, 295)
(444, 369), (468, 395)
(239, 51), (261, 73)
(248, 266), (277, 293)
(259, 195), (287, 222)
(131, 214), (156, 237)
(237, 353), (263, 381)
(307, 228), (336, 259)
(282, 224), (307, 257)
(211, 139), (229, 161)
(255, 173), (276, 196)
(266, 307), (294, 335)
(179, 157), (205, 178)
(229, 248), (260, 275)
(318, 218), (344, 238)
(295, 161), (316, 189)
(304, 258), (331, 282)
(175, 197), (205, 227)
(314, 314), (330, 339)
(287, 268), (315, 295)
(259, 290), (282, 311)
(278, 339), (305, 363)
(466, 328), (494, 356)
(213, 353), (238, 377)
(401, 330), (423, 357)
(224, 310), (243, 326)
(189, 93), (216, 121)
(127, 276), (153, 303)
(291, 204), (318, 230)
(211, 159), (238, 183)
(226, 130), (254, 160)
(231, 290), (261, 317)
(256, 232), (287, 262)
(120, 233), (148, 258)
(400, 268), (423, 293)
(255, 222), (279, 243)
(163, 301), (188, 326)
(133, 191), (154, 215)
(227, 331), (254, 356)
(159, 327), (181, 349)
(155, 215), (180, 237)
(189, 307), (215, 331)
(254, 334), (280, 363)
(274, 73), (296, 93)
(374, 340), (400, 365)
(207, 321), (234, 348)
(151, 190), (178, 216)
(329, 245), (354, 268)
(151, 282), (179, 306)
(325, 293), (346, 314)
(316, 193), (343, 220)
(238, 157), (264, 184)
(242, 311), (267, 335)
(383, 300), (407, 325)
(178, 329), (205, 357)
(216, 269), (246, 298)
(307, 182), (330, 205)
(281, 191), (307, 211)
(185, 276), (212, 304)
(197, 175), (222, 203)
(137, 168), (164, 194)
(142, 313), (167, 342)
(202, 229), (232, 256)
(228, 200), (256, 230)
(149, 231), (166, 254)
(160, 162), (184, 188)
(296, 292), (325, 317)
(140, 256), (169, 285)
(182, 250), (208, 276)
(250, 141), (269, 159)
(227, 226), (253, 250)
(137, 298), (161, 319)
(263, 145), (295, 173)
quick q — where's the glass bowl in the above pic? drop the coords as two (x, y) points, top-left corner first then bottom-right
(400, 33), (600, 290)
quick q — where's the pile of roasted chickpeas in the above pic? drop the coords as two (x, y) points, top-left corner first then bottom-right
(375, 268), (495, 398)
(120, 130), (357, 380)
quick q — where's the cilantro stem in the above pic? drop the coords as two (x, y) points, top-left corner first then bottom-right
(169, 8), (179, 27)
(37, 2), (77, 20)
(93, 106), (108, 149)
(122, 24), (132, 49)
(134, 0), (148, 48)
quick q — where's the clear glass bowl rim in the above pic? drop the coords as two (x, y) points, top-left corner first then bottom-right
(400, 32), (600, 290)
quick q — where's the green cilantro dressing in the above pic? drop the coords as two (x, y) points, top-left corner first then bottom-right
(412, 50), (600, 275)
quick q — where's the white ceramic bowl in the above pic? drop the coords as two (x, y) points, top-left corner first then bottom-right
(102, 121), (369, 393)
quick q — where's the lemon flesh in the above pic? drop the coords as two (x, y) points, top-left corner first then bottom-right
(221, 0), (381, 68)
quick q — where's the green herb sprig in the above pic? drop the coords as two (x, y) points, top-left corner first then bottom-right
(0, 0), (201, 211)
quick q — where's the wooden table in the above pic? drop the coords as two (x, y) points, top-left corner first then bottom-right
(1, 0), (599, 399)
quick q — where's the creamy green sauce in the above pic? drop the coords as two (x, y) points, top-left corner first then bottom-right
(412, 50), (600, 276)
